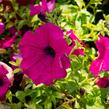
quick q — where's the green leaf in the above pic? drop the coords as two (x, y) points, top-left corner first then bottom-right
(9, 61), (17, 66)
(54, 92), (65, 99)
(16, 91), (26, 102)
(17, 20), (28, 30)
(6, 91), (12, 103)
(13, 68), (21, 74)
(44, 99), (52, 109)
(11, 103), (22, 109)
(75, 0), (85, 9)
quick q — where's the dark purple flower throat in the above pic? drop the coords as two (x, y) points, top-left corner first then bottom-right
(44, 46), (55, 57)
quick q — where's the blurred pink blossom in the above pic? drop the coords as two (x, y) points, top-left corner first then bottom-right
(66, 30), (84, 56)
(30, 0), (55, 16)
(0, 35), (17, 49)
(0, 61), (13, 100)
(0, 22), (5, 35)
(90, 36), (109, 76)
(96, 77), (109, 88)
(73, 49), (84, 56)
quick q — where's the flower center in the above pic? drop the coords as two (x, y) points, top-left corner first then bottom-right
(0, 78), (4, 86)
(47, 0), (51, 2)
(38, 13), (47, 22)
(44, 46), (55, 57)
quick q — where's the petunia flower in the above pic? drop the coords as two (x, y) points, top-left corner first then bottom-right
(19, 23), (70, 85)
(66, 30), (81, 43)
(0, 35), (17, 49)
(0, 0), (2, 3)
(73, 49), (84, 56)
(66, 30), (84, 56)
(90, 36), (109, 76)
(30, 0), (55, 16)
(0, 62), (14, 85)
(3, 35), (17, 48)
(0, 61), (13, 100)
(0, 36), (11, 48)
(96, 77), (109, 88)
(0, 22), (5, 35)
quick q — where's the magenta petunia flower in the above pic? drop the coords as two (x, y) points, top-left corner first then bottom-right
(0, 62), (14, 85)
(30, 5), (41, 15)
(0, 62), (13, 100)
(73, 49), (84, 56)
(3, 35), (17, 48)
(0, 22), (5, 35)
(66, 30), (81, 43)
(66, 30), (84, 56)
(0, 35), (17, 49)
(30, 0), (55, 16)
(90, 36), (109, 76)
(0, 0), (2, 3)
(19, 23), (70, 85)
(96, 77), (109, 88)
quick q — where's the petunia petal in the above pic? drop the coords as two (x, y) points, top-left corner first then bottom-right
(0, 77), (10, 97)
(0, 22), (5, 35)
(102, 48), (109, 70)
(73, 49), (84, 56)
(90, 59), (103, 76)
(96, 37), (105, 59)
(0, 65), (8, 76)
(21, 47), (45, 70)
(47, 0), (55, 12)
(30, 4), (41, 16)
(35, 23), (69, 54)
(20, 31), (48, 49)
(52, 55), (67, 79)
(41, 0), (48, 14)
(61, 55), (70, 69)
(66, 30), (81, 43)
(26, 56), (54, 85)
(96, 77), (109, 88)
